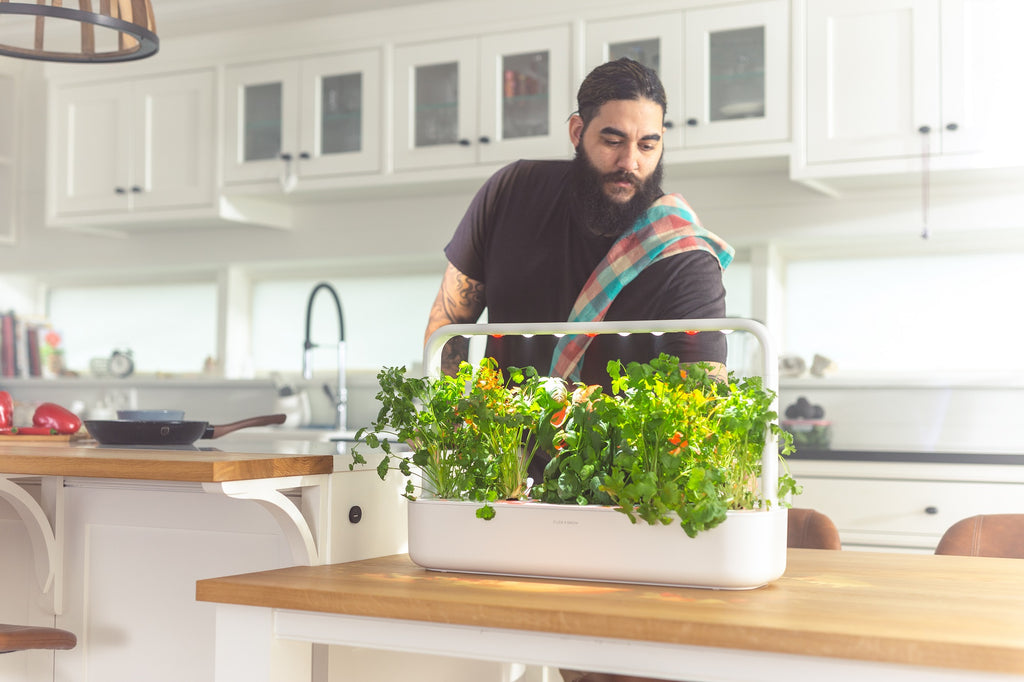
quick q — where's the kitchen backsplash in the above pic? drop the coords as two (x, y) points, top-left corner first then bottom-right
(779, 379), (1024, 454)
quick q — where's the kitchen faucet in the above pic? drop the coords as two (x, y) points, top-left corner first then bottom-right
(302, 282), (347, 431)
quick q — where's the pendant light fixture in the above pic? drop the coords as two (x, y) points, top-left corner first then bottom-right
(0, 0), (158, 63)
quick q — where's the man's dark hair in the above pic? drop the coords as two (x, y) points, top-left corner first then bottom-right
(575, 57), (667, 128)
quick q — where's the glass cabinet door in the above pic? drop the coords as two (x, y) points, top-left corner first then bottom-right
(706, 26), (766, 122)
(586, 13), (685, 148)
(414, 61), (461, 148)
(478, 26), (570, 165)
(225, 50), (380, 185)
(224, 61), (299, 184)
(300, 49), (381, 177)
(242, 81), (284, 163)
(393, 38), (478, 170)
(684, 0), (788, 147)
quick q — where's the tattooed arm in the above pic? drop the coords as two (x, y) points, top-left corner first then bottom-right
(424, 262), (487, 375)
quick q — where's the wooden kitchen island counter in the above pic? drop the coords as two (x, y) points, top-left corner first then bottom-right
(0, 437), (336, 481)
(0, 436), (408, 682)
(197, 550), (1024, 682)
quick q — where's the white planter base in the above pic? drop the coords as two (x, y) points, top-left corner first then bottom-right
(408, 500), (788, 590)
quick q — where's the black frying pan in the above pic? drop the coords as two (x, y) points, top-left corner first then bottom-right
(84, 414), (286, 445)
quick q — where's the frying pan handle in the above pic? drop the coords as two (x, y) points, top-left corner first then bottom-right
(205, 414), (287, 439)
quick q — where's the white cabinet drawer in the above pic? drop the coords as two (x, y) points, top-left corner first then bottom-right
(795, 476), (1024, 550)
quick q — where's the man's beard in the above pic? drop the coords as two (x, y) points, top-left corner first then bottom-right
(570, 144), (664, 237)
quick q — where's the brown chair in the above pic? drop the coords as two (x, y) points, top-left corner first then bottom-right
(934, 514), (1024, 558)
(0, 624), (77, 654)
(787, 508), (842, 550)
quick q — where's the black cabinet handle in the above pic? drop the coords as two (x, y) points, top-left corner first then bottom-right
(664, 120), (675, 129)
(114, 187), (126, 194)
(458, 139), (471, 146)
(686, 118), (698, 127)
(924, 506), (939, 515)
(280, 152), (293, 161)
(299, 152), (310, 160)
(918, 125), (931, 134)
(131, 186), (142, 193)
(478, 136), (491, 144)
(945, 122), (959, 131)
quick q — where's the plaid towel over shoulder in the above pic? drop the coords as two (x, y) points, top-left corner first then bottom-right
(549, 193), (734, 381)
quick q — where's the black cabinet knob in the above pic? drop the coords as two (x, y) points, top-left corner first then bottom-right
(664, 120), (675, 129)
(924, 506), (939, 515)
(348, 505), (362, 524)
(686, 118), (698, 126)
(458, 139), (471, 146)
(299, 151), (310, 160)
(945, 122), (959, 131)
(114, 187), (126, 194)
(478, 136), (491, 144)
(131, 186), (142, 193)
(918, 125), (931, 134)
(280, 152), (293, 161)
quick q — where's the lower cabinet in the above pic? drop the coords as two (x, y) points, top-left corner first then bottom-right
(788, 459), (1024, 552)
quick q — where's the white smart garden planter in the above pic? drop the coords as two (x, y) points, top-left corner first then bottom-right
(409, 499), (788, 589)
(418, 318), (787, 590)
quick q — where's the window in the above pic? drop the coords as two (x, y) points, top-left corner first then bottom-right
(784, 253), (1024, 373)
(250, 274), (441, 374)
(47, 283), (217, 374)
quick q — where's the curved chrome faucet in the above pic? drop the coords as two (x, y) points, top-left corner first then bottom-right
(303, 282), (347, 430)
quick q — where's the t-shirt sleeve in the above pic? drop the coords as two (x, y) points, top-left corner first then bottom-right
(649, 250), (729, 364)
(443, 161), (521, 282)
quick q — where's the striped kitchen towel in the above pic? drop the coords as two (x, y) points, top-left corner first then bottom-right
(549, 193), (733, 381)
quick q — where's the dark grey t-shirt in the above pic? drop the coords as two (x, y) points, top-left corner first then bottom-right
(444, 159), (728, 388)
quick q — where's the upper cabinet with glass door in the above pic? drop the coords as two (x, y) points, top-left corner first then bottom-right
(585, 0), (788, 152)
(393, 25), (571, 171)
(223, 49), (382, 188)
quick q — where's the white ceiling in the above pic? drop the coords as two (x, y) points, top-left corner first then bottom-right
(153, 0), (440, 37)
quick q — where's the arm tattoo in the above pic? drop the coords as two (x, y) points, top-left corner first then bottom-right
(425, 265), (486, 376)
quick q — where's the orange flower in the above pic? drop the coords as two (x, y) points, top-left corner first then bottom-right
(550, 405), (568, 427)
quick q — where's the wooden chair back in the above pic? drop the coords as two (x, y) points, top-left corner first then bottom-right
(787, 508), (842, 550)
(935, 514), (1024, 558)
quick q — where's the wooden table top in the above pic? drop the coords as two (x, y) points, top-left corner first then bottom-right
(196, 550), (1024, 675)
(0, 439), (335, 482)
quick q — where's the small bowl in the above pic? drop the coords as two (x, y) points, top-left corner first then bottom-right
(116, 409), (185, 422)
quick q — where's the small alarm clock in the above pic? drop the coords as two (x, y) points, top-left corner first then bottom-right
(108, 350), (134, 378)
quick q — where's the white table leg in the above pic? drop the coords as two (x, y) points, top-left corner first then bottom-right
(214, 604), (312, 682)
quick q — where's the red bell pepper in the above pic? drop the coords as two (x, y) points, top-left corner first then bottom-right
(32, 402), (82, 435)
(0, 391), (12, 429)
(15, 426), (58, 435)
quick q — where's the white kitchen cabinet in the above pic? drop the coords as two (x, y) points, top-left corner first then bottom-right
(50, 69), (215, 219)
(223, 48), (382, 187)
(585, 0), (789, 153)
(788, 459), (1024, 552)
(393, 25), (571, 171)
(800, 0), (1024, 171)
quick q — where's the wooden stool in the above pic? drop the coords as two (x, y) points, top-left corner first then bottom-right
(0, 624), (77, 654)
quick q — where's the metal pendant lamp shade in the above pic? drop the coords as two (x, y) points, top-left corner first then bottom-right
(0, 0), (158, 63)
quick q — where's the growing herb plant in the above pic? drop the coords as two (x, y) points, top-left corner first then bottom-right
(354, 353), (799, 535)
(352, 359), (564, 519)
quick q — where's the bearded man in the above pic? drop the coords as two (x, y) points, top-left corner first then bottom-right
(425, 56), (733, 415)
(423, 58), (733, 682)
